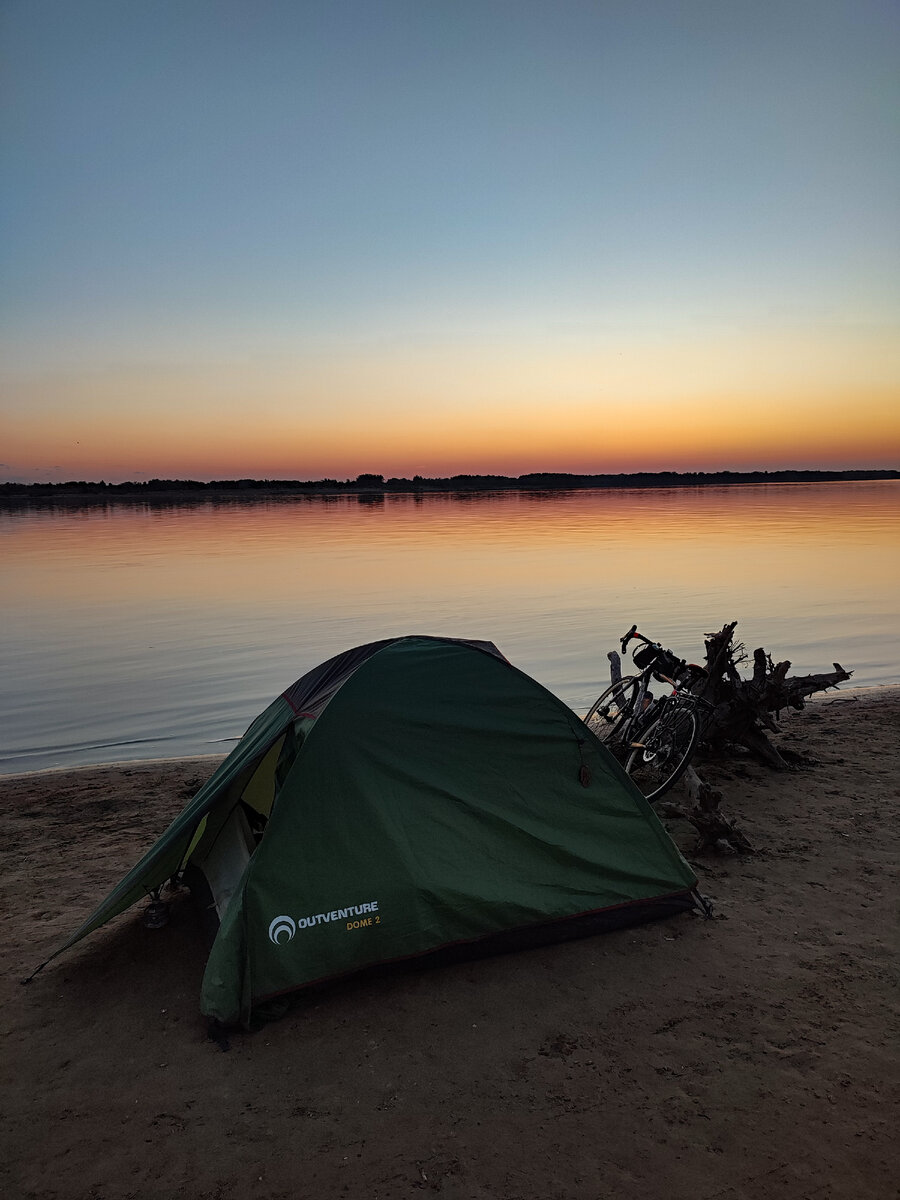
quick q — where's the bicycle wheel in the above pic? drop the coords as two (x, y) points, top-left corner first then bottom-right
(624, 702), (699, 802)
(584, 677), (642, 749)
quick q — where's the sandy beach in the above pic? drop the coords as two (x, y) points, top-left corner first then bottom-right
(2, 688), (898, 1200)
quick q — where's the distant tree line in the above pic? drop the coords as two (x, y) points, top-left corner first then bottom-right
(1, 468), (897, 500)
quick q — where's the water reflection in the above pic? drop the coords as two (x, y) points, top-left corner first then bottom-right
(2, 482), (897, 772)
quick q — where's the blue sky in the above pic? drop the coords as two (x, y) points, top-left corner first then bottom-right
(2, 1), (898, 480)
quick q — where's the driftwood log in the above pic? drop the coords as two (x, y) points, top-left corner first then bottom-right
(695, 621), (852, 769)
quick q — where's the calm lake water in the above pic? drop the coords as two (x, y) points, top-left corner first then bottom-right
(2, 481), (898, 774)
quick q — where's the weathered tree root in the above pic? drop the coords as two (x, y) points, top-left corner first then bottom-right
(696, 623), (851, 768)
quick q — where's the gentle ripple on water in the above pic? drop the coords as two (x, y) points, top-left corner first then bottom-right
(1, 480), (898, 772)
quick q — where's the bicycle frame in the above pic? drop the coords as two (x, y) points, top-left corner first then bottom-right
(585, 626), (713, 801)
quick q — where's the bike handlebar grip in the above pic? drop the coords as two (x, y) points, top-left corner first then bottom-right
(620, 624), (637, 653)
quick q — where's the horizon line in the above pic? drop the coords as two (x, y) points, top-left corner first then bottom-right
(3, 467), (898, 494)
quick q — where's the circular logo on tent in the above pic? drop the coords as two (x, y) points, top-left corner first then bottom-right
(268, 915), (296, 945)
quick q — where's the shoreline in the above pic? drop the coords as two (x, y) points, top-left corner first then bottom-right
(0, 751), (229, 783)
(2, 681), (897, 783)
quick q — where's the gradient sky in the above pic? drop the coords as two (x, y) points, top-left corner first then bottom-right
(2, 0), (898, 482)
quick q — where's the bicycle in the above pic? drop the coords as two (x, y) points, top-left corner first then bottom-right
(584, 625), (710, 802)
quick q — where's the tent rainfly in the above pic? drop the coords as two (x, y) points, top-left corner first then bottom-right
(43, 636), (701, 1027)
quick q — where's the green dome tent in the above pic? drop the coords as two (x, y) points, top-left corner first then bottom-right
(43, 636), (699, 1027)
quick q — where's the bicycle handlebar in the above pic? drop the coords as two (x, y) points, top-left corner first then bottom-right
(621, 625), (664, 656)
(620, 625), (691, 680)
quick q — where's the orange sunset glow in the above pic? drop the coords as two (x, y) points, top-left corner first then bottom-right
(5, 332), (899, 482)
(2, 4), (898, 484)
